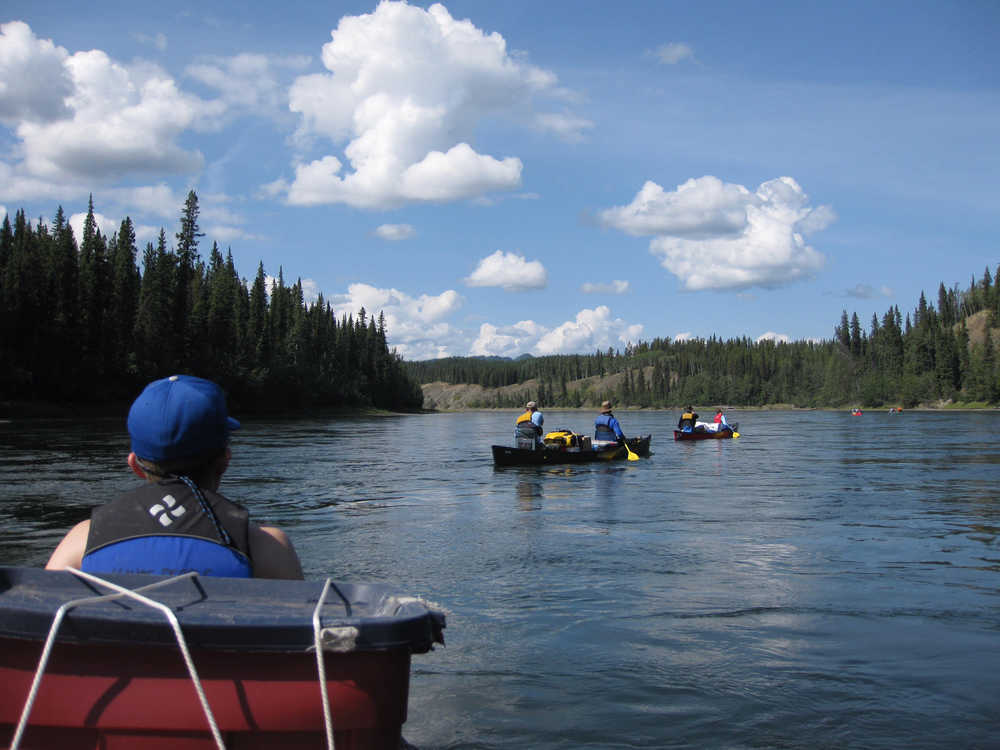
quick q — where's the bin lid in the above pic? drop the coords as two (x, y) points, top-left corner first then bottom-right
(0, 566), (445, 653)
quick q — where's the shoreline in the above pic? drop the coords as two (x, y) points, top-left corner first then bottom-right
(4, 399), (996, 420)
(418, 403), (1000, 413)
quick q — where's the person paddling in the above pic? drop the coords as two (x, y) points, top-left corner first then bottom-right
(514, 400), (544, 450)
(594, 400), (627, 446)
(677, 406), (698, 432)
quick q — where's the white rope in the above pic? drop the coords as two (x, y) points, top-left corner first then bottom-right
(311, 577), (336, 750)
(11, 568), (226, 750)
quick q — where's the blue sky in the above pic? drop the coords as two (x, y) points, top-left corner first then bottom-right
(1, 0), (997, 360)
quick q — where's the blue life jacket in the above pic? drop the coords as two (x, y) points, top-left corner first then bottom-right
(82, 478), (252, 578)
(594, 414), (621, 441)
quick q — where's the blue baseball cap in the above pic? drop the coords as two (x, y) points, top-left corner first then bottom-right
(127, 375), (240, 462)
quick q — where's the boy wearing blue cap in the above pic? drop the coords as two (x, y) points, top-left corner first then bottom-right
(46, 375), (303, 579)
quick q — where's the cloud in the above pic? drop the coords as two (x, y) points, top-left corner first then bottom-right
(534, 111), (594, 142)
(185, 53), (310, 121)
(0, 21), (73, 123)
(322, 282), (641, 360)
(653, 42), (694, 65)
(465, 250), (547, 290)
(467, 306), (642, 357)
(105, 183), (181, 219)
(600, 175), (834, 291)
(329, 282), (465, 359)
(0, 205), (6, 220)
(374, 223), (416, 240)
(581, 280), (629, 294)
(69, 210), (119, 242)
(469, 320), (545, 358)
(278, 1), (573, 208)
(673, 332), (694, 342)
(264, 275), (322, 306)
(844, 283), (894, 299)
(534, 306), (642, 355)
(0, 22), (226, 201)
(756, 331), (791, 344)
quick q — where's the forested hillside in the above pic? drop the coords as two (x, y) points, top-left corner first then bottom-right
(0, 193), (423, 412)
(407, 270), (1000, 409)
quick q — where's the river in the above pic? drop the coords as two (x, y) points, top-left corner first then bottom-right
(2, 409), (999, 748)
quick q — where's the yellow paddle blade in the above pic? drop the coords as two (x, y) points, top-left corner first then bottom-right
(732, 431), (740, 438)
(627, 449), (639, 461)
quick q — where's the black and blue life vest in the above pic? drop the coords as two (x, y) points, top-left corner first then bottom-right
(594, 414), (620, 441)
(82, 477), (252, 578)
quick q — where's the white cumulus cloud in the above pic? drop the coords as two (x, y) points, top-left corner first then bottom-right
(0, 21), (73, 123)
(465, 250), (547, 290)
(277, 1), (573, 209)
(374, 223), (416, 240)
(329, 282), (465, 360)
(0, 21), (223, 200)
(600, 175), (834, 291)
(581, 280), (629, 294)
(534, 306), (642, 355)
(69, 210), (119, 242)
(467, 307), (642, 357)
(323, 281), (641, 360)
(469, 320), (546, 358)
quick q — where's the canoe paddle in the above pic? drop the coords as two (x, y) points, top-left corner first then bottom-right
(623, 437), (639, 461)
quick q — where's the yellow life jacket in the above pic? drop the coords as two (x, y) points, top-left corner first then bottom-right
(515, 411), (534, 425)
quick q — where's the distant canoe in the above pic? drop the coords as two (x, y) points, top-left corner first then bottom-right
(492, 435), (651, 466)
(673, 423), (739, 441)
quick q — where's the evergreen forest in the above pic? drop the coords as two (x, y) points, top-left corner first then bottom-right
(2, 191), (997, 413)
(0, 193), (424, 413)
(405, 269), (1000, 410)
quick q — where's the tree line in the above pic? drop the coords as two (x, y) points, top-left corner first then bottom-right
(405, 268), (1000, 409)
(0, 192), (423, 412)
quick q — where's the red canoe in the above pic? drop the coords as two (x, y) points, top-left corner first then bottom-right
(0, 566), (444, 749)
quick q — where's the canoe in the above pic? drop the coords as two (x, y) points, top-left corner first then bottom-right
(0, 566), (444, 749)
(492, 435), (652, 466)
(673, 422), (740, 441)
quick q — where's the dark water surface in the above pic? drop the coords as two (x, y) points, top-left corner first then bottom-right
(2, 409), (999, 748)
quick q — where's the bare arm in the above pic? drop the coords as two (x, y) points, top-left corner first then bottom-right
(248, 523), (304, 580)
(45, 520), (90, 571)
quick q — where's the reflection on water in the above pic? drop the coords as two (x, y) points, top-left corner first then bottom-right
(515, 475), (543, 510)
(1, 409), (999, 747)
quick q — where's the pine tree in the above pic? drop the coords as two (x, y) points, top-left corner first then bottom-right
(108, 217), (140, 382)
(174, 191), (204, 369)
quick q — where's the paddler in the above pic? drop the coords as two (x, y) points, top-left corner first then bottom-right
(46, 375), (303, 579)
(514, 400), (544, 450)
(594, 400), (627, 446)
(677, 406), (698, 432)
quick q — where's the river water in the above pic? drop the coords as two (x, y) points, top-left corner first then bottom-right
(2, 409), (999, 748)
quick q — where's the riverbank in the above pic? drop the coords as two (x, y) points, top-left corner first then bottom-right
(419, 380), (998, 413)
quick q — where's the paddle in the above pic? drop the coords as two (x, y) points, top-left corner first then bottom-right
(622, 436), (640, 461)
